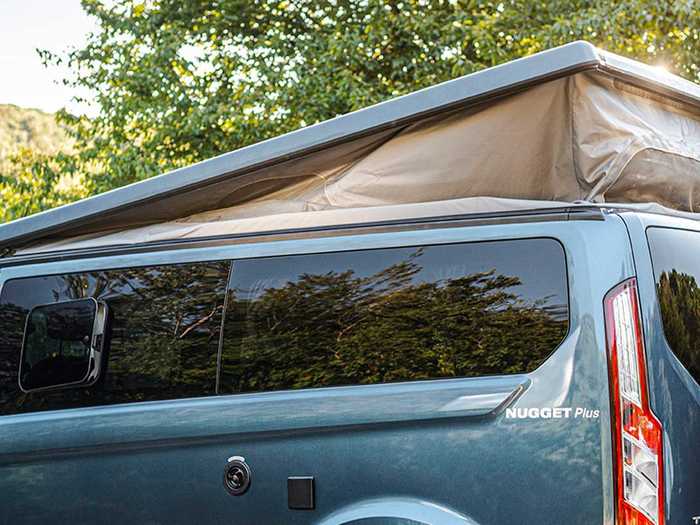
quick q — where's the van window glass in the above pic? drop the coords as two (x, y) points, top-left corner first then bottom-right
(20, 299), (97, 391)
(647, 227), (700, 383)
(0, 261), (230, 415)
(219, 239), (569, 394)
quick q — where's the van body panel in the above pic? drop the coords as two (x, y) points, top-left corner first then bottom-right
(0, 375), (530, 458)
(0, 215), (636, 524)
(617, 212), (700, 525)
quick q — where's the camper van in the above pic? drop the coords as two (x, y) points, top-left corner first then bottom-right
(0, 42), (697, 524)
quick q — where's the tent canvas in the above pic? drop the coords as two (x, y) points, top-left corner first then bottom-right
(6, 42), (700, 255)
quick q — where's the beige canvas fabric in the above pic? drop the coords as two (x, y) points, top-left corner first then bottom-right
(19, 71), (700, 254)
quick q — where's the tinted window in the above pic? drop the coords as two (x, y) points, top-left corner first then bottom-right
(647, 227), (700, 383)
(0, 261), (230, 415)
(20, 299), (97, 391)
(220, 239), (568, 394)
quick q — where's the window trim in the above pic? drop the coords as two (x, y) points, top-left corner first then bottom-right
(215, 261), (235, 395)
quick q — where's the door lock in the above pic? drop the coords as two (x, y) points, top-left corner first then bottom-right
(223, 456), (251, 496)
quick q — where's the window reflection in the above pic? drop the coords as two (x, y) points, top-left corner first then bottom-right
(0, 239), (573, 413)
(0, 261), (230, 415)
(20, 300), (96, 391)
(648, 227), (700, 383)
(220, 239), (569, 394)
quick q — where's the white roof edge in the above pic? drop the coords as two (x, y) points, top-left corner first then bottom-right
(598, 49), (700, 105)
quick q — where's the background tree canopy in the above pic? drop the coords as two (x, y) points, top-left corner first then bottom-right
(2, 0), (700, 221)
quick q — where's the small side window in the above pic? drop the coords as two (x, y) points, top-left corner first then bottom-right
(647, 227), (700, 384)
(19, 299), (108, 393)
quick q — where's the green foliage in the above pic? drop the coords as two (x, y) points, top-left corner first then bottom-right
(0, 105), (81, 223)
(0, 104), (72, 169)
(0, 149), (87, 223)
(4, 0), (700, 220)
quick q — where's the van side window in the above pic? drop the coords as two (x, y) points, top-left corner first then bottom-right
(647, 227), (700, 384)
(0, 261), (230, 415)
(219, 239), (569, 394)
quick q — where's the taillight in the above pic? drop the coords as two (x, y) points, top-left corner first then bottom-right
(604, 278), (664, 525)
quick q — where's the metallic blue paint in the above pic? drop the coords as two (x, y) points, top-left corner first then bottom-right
(616, 213), (700, 525)
(0, 214), (642, 524)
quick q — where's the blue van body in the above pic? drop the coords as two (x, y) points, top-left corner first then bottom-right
(0, 208), (696, 524)
(0, 41), (698, 524)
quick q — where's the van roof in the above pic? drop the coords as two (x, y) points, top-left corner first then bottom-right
(3, 41), (700, 253)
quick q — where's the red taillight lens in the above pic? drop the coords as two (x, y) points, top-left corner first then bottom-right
(605, 279), (664, 525)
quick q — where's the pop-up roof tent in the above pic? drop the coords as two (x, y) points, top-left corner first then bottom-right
(4, 41), (700, 256)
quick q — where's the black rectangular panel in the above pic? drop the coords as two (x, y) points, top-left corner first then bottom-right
(288, 477), (314, 510)
(220, 238), (569, 394)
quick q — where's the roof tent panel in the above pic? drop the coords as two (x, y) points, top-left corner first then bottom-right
(179, 77), (576, 222)
(19, 66), (700, 255)
(62, 128), (400, 233)
(572, 73), (700, 202)
(6, 41), (700, 256)
(121, 71), (700, 226)
(0, 41), (602, 250)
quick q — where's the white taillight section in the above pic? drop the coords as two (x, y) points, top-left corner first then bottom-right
(612, 286), (642, 406)
(604, 279), (664, 525)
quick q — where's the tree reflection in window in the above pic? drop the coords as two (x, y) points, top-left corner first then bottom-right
(656, 270), (700, 382)
(0, 261), (230, 415)
(220, 240), (569, 394)
(647, 227), (700, 385)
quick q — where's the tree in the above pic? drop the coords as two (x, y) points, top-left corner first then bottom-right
(0, 149), (86, 223)
(3, 0), (700, 219)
